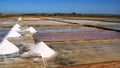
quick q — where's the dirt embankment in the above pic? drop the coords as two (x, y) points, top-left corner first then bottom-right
(58, 61), (120, 68)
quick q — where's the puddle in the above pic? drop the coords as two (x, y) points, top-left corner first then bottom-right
(94, 24), (120, 31)
(33, 31), (120, 42)
(0, 29), (9, 42)
(101, 19), (120, 23)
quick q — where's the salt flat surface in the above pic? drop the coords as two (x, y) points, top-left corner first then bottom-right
(1, 21), (16, 25)
(51, 18), (120, 25)
(96, 24), (120, 31)
(36, 26), (105, 33)
(23, 20), (70, 26)
(47, 39), (120, 66)
(33, 31), (120, 42)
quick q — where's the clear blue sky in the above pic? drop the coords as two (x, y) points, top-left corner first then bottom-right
(0, 0), (120, 15)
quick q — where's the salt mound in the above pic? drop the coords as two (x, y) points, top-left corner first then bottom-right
(32, 42), (56, 58)
(11, 26), (21, 32)
(26, 27), (37, 33)
(0, 39), (19, 55)
(5, 30), (21, 38)
(13, 24), (21, 28)
(4, 24), (21, 39)
(11, 24), (21, 32)
(18, 17), (22, 21)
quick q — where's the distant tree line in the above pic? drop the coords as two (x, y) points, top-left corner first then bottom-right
(0, 12), (120, 18)
(0, 13), (22, 18)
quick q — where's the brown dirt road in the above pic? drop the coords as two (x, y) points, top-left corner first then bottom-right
(57, 61), (120, 68)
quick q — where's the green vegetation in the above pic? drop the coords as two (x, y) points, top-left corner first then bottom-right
(0, 13), (22, 18)
(0, 13), (120, 18)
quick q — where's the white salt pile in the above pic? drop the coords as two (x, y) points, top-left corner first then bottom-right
(25, 27), (37, 34)
(5, 29), (21, 38)
(32, 42), (56, 58)
(0, 39), (19, 55)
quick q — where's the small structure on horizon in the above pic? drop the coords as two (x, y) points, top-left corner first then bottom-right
(0, 39), (19, 55)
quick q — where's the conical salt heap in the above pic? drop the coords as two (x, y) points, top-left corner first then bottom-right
(18, 17), (22, 21)
(17, 17), (22, 23)
(0, 39), (19, 55)
(13, 24), (21, 28)
(25, 27), (37, 34)
(5, 29), (21, 38)
(11, 24), (21, 32)
(4, 24), (21, 39)
(32, 42), (56, 58)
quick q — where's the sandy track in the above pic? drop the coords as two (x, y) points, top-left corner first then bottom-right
(58, 61), (120, 68)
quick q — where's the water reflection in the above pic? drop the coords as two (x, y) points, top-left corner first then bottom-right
(0, 28), (10, 42)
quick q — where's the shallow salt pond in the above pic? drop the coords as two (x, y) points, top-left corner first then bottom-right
(35, 26), (104, 33)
